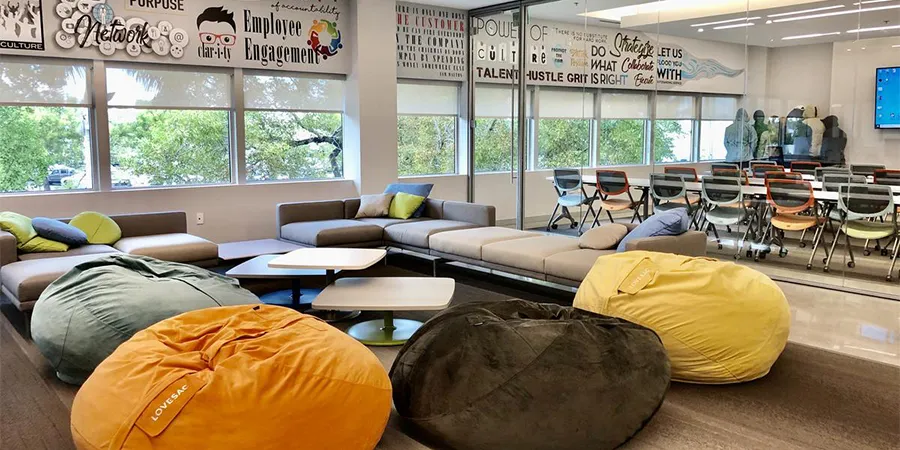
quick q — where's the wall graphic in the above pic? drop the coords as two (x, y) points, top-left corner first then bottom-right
(0, 0), (349, 74)
(396, 2), (465, 81)
(471, 15), (747, 95)
(0, 0), (44, 50)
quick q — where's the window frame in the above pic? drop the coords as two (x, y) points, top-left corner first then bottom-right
(397, 79), (460, 177)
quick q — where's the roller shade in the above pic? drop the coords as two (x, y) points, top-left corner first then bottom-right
(538, 89), (593, 118)
(107, 67), (231, 108)
(398, 82), (459, 115)
(655, 95), (695, 120)
(475, 85), (520, 117)
(600, 92), (649, 119)
(701, 96), (740, 120)
(244, 74), (343, 111)
(0, 60), (90, 105)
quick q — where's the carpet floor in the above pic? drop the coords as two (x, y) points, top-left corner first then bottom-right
(2, 263), (898, 450)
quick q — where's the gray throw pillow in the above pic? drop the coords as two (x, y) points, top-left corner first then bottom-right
(32, 217), (88, 246)
(355, 194), (394, 218)
(579, 224), (629, 250)
(616, 208), (690, 252)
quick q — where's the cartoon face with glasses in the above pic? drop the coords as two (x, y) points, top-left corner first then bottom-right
(197, 6), (235, 61)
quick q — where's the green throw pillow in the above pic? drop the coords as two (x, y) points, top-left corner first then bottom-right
(0, 211), (38, 249)
(389, 192), (426, 220)
(69, 211), (122, 245)
(20, 236), (69, 253)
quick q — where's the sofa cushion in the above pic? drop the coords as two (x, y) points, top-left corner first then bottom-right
(355, 194), (394, 219)
(32, 217), (89, 246)
(545, 249), (615, 282)
(1, 254), (111, 304)
(579, 224), (629, 250)
(384, 220), (478, 249)
(385, 183), (433, 218)
(281, 220), (384, 247)
(113, 233), (218, 263)
(482, 236), (580, 274)
(69, 212), (122, 245)
(429, 227), (533, 260)
(357, 217), (427, 229)
(17, 245), (119, 261)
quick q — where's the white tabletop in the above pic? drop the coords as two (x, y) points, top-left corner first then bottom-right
(547, 175), (900, 195)
(312, 277), (455, 311)
(268, 248), (386, 270)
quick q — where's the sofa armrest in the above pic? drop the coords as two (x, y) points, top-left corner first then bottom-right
(0, 230), (17, 267)
(111, 211), (187, 238)
(442, 201), (496, 226)
(625, 231), (707, 257)
(276, 200), (345, 237)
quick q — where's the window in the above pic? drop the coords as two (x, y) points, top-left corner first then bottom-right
(0, 60), (92, 193)
(699, 96), (739, 161)
(654, 95), (694, 163)
(536, 89), (591, 169)
(598, 92), (647, 166)
(107, 67), (231, 188)
(397, 82), (458, 176)
(474, 85), (520, 173)
(244, 74), (344, 181)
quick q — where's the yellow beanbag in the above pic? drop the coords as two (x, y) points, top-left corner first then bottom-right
(574, 251), (790, 384)
(71, 305), (392, 450)
(69, 211), (121, 245)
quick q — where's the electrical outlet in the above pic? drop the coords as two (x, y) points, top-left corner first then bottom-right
(196, 213), (204, 225)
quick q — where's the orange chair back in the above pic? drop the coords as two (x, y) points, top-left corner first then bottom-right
(664, 166), (699, 182)
(766, 179), (814, 214)
(595, 170), (630, 196)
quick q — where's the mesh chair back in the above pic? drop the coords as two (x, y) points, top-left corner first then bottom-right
(596, 170), (629, 196)
(790, 161), (821, 175)
(765, 171), (803, 182)
(766, 180), (814, 214)
(553, 169), (583, 191)
(815, 166), (849, 182)
(750, 160), (776, 169)
(822, 173), (866, 192)
(702, 176), (743, 206)
(752, 164), (784, 178)
(850, 164), (886, 176)
(838, 184), (894, 221)
(663, 166), (699, 182)
(873, 169), (900, 186)
(712, 163), (739, 172)
(712, 168), (749, 185)
(650, 173), (686, 202)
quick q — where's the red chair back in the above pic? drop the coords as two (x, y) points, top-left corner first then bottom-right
(663, 166), (699, 182)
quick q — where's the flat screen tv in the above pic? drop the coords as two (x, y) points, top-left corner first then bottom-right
(876, 67), (900, 129)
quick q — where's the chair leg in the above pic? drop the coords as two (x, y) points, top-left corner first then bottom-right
(845, 232), (856, 268)
(578, 204), (598, 235)
(888, 236), (900, 281)
(798, 228), (808, 248)
(806, 224), (827, 270)
(606, 210), (615, 224)
(824, 227), (842, 272)
(592, 208), (603, 229)
(546, 203), (561, 231)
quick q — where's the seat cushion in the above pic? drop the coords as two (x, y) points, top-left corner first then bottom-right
(356, 217), (427, 229)
(384, 220), (478, 249)
(482, 236), (580, 273)
(429, 227), (533, 260)
(281, 220), (384, 247)
(558, 194), (588, 208)
(1, 254), (112, 304)
(600, 198), (639, 211)
(545, 249), (615, 282)
(771, 214), (822, 231)
(17, 244), (118, 261)
(114, 233), (218, 263)
(843, 220), (897, 240)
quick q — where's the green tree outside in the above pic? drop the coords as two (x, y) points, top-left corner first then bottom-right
(0, 106), (86, 192)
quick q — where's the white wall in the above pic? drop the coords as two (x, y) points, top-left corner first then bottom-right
(764, 43), (834, 117)
(830, 38), (900, 167)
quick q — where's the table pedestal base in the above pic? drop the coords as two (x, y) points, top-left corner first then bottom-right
(347, 312), (421, 346)
(260, 281), (359, 323)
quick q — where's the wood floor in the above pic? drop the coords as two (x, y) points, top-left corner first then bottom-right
(2, 261), (898, 450)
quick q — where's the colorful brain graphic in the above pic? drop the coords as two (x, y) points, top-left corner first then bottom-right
(307, 19), (342, 59)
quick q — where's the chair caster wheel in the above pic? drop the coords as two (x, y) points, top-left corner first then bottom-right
(864, 250), (871, 256)
(747, 251), (753, 258)
(570, 222), (578, 229)
(759, 253), (767, 260)
(824, 267), (830, 273)
(848, 262), (856, 268)
(779, 250), (788, 258)
(887, 276), (894, 282)
(882, 249), (889, 256)
(734, 254), (740, 260)
(806, 264), (812, 270)
(799, 242), (807, 248)
(551, 224), (558, 230)
(717, 244), (723, 250)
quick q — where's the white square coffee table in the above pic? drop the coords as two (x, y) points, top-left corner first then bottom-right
(312, 277), (455, 346)
(266, 248), (388, 321)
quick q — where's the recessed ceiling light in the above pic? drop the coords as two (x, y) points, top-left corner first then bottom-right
(580, 0), (726, 22)
(767, 5), (846, 18)
(698, 28), (704, 32)
(847, 24), (900, 33)
(853, 0), (891, 5)
(714, 22), (755, 30)
(691, 17), (760, 27)
(782, 31), (842, 40)
(772, 4), (900, 24)
(893, 44), (900, 48)
(766, 20), (773, 24)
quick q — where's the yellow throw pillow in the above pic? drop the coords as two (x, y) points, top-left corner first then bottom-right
(20, 236), (69, 253)
(389, 192), (426, 220)
(0, 211), (38, 248)
(69, 211), (122, 245)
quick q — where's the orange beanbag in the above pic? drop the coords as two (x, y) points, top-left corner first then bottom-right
(71, 305), (392, 450)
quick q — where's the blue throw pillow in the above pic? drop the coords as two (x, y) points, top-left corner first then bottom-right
(384, 183), (434, 218)
(32, 217), (89, 247)
(616, 208), (690, 253)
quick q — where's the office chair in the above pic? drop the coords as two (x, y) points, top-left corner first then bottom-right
(825, 184), (900, 281)
(762, 179), (829, 269)
(593, 170), (643, 226)
(548, 169), (596, 234)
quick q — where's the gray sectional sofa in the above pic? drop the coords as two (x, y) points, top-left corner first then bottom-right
(277, 198), (708, 287)
(0, 211), (218, 314)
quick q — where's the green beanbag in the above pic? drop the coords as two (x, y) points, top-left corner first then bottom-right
(0, 211), (38, 248)
(69, 211), (122, 245)
(31, 254), (261, 385)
